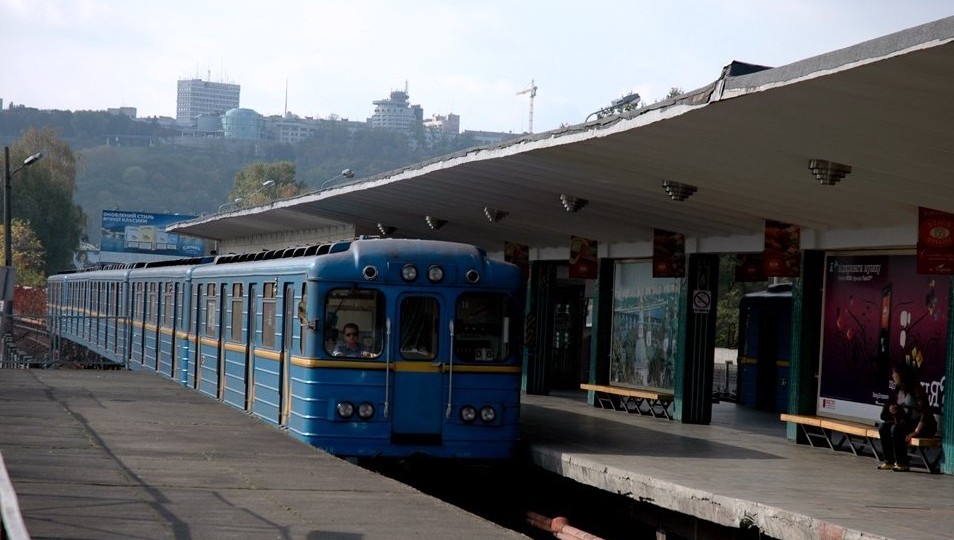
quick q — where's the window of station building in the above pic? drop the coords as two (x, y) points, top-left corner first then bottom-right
(324, 288), (384, 358)
(230, 283), (244, 342)
(400, 297), (438, 361)
(454, 294), (511, 362)
(262, 283), (276, 349)
(205, 284), (217, 338)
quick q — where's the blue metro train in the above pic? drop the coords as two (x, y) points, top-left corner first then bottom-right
(47, 238), (526, 460)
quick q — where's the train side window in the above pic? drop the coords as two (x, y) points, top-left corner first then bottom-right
(135, 282), (144, 322)
(400, 297), (438, 360)
(205, 283), (217, 337)
(262, 283), (276, 349)
(454, 294), (510, 362)
(163, 282), (174, 326)
(324, 288), (384, 358)
(230, 283), (243, 342)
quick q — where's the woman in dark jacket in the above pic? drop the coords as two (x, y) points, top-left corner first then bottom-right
(877, 362), (936, 472)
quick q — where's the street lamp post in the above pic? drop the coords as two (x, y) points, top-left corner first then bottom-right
(2, 146), (44, 337)
(218, 198), (243, 212)
(319, 168), (355, 190)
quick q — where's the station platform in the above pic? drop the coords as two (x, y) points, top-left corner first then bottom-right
(0, 370), (527, 540)
(520, 391), (954, 540)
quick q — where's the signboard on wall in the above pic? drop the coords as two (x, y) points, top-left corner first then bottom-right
(917, 206), (954, 274)
(610, 260), (680, 391)
(652, 228), (685, 278)
(101, 210), (206, 261)
(819, 253), (947, 421)
(569, 236), (598, 279)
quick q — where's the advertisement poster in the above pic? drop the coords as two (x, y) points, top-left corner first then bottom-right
(101, 210), (206, 260)
(569, 236), (598, 279)
(820, 254), (947, 421)
(610, 260), (680, 390)
(652, 228), (685, 278)
(917, 206), (954, 275)
(735, 253), (766, 282)
(764, 220), (800, 277)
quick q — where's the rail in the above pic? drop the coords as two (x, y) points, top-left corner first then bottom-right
(0, 452), (30, 540)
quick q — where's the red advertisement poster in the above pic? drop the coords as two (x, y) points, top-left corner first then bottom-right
(569, 236), (598, 279)
(820, 254), (947, 421)
(652, 229), (685, 278)
(763, 220), (800, 277)
(504, 241), (530, 280)
(916, 206), (954, 274)
(735, 254), (766, 282)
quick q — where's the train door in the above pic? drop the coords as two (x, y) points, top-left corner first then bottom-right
(191, 284), (204, 390)
(244, 282), (257, 412)
(217, 283), (227, 400)
(547, 284), (586, 390)
(392, 294), (443, 443)
(278, 283), (296, 426)
(168, 282), (179, 380)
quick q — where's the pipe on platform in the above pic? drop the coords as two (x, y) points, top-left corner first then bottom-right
(525, 511), (604, 540)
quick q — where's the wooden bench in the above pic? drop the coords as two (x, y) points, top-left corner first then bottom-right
(780, 413), (944, 473)
(580, 383), (674, 420)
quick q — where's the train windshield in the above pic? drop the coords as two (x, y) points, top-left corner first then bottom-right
(324, 288), (384, 358)
(454, 294), (511, 362)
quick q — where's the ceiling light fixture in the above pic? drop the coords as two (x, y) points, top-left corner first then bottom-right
(662, 180), (698, 201)
(808, 159), (852, 185)
(377, 223), (396, 236)
(560, 194), (588, 213)
(425, 216), (447, 230)
(483, 207), (508, 223)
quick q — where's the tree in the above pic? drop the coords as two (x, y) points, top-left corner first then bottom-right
(228, 161), (299, 207)
(0, 219), (46, 287)
(8, 127), (84, 275)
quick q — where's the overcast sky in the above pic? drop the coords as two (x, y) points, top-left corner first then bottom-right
(2, 1), (952, 133)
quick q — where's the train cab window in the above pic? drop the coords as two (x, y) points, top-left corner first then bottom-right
(454, 294), (511, 362)
(324, 289), (384, 358)
(400, 297), (438, 360)
(230, 283), (244, 342)
(262, 283), (276, 349)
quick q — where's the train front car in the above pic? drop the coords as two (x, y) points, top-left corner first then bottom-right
(298, 238), (525, 460)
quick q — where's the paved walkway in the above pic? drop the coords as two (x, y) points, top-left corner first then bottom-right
(0, 370), (527, 540)
(520, 391), (954, 540)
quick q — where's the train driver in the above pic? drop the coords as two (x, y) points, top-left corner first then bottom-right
(333, 323), (371, 358)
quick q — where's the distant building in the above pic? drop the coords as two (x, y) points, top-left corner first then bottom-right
(222, 108), (263, 139)
(463, 129), (521, 146)
(176, 79), (240, 126)
(107, 107), (137, 118)
(370, 90), (423, 132)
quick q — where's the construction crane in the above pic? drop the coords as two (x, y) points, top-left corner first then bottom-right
(516, 79), (538, 134)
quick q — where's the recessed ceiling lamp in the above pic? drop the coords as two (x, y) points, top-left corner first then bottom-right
(484, 207), (508, 223)
(662, 180), (697, 201)
(560, 194), (588, 212)
(377, 223), (396, 236)
(425, 216), (447, 230)
(808, 159), (852, 185)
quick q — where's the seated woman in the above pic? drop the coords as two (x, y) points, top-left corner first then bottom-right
(333, 323), (371, 358)
(877, 362), (937, 472)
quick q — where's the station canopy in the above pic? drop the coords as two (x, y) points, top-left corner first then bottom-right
(169, 17), (954, 255)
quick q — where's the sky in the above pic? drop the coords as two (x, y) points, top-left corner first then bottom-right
(2, 1), (952, 134)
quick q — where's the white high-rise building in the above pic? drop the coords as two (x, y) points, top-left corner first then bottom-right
(370, 90), (422, 132)
(176, 79), (240, 126)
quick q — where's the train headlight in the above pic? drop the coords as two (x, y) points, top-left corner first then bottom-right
(479, 406), (497, 423)
(465, 269), (480, 283)
(401, 263), (418, 281)
(336, 401), (355, 419)
(459, 405), (477, 423)
(357, 401), (375, 420)
(427, 265), (444, 283)
(363, 265), (379, 280)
